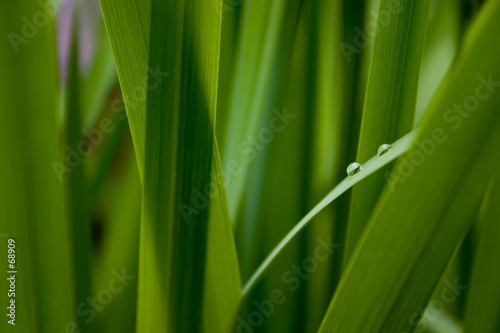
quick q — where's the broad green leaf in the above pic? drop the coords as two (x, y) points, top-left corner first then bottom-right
(464, 176), (500, 333)
(318, 1), (500, 331)
(0, 4), (75, 333)
(100, 0), (241, 332)
(345, 0), (431, 263)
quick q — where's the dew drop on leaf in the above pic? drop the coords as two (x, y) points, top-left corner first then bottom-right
(377, 143), (393, 156)
(346, 162), (362, 178)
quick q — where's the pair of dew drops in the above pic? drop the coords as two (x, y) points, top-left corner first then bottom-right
(346, 143), (393, 178)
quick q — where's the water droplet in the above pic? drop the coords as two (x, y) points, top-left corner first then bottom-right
(377, 143), (393, 156)
(346, 162), (362, 177)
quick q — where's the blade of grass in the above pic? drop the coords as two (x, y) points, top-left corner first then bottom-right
(423, 312), (462, 333)
(93, 151), (141, 333)
(341, 0), (368, 167)
(318, 1), (500, 331)
(0, 3), (76, 332)
(231, 0), (302, 286)
(236, 109), (306, 332)
(222, 0), (302, 221)
(64, 26), (92, 333)
(463, 176), (500, 333)
(215, 0), (241, 146)
(252, 13), (310, 332)
(415, 0), (461, 124)
(303, 0), (348, 330)
(429, 3), (480, 317)
(81, 22), (118, 130)
(88, 106), (128, 206)
(100, 0), (241, 331)
(241, 129), (417, 297)
(99, 0), (150, 179)
(344, 0), (431, 264)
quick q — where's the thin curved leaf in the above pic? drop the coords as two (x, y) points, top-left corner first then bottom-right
(242, 129), (417, 296)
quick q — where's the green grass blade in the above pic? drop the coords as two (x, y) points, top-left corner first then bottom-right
(215, 1), (241, 147)
(100, 1), (241, 332)
(0, 4), (76, 332)
(239, 14), (311, 331)
(138, 3), (241, 331)
(222, 0), (302, 221)
(303, 0), (349, 329)
(423, 312), (462, 333)
(345, 0), (431, 264)
(88, 111), (128, 205)
(99, 0), (151, 179)
(64, 28), (92, 333)
(81, 22), (118, 130)
(318, 1), (500, 331)
(242, 130), (417, 297)
(464, 176), (500, 333)
(93, 152), (141, 333)
(415, 0), (461, 124)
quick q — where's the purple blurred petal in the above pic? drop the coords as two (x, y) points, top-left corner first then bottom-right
(57, 0), (102, 84)
(58, 0), (76, 84)
(79, 0), (102, 73)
